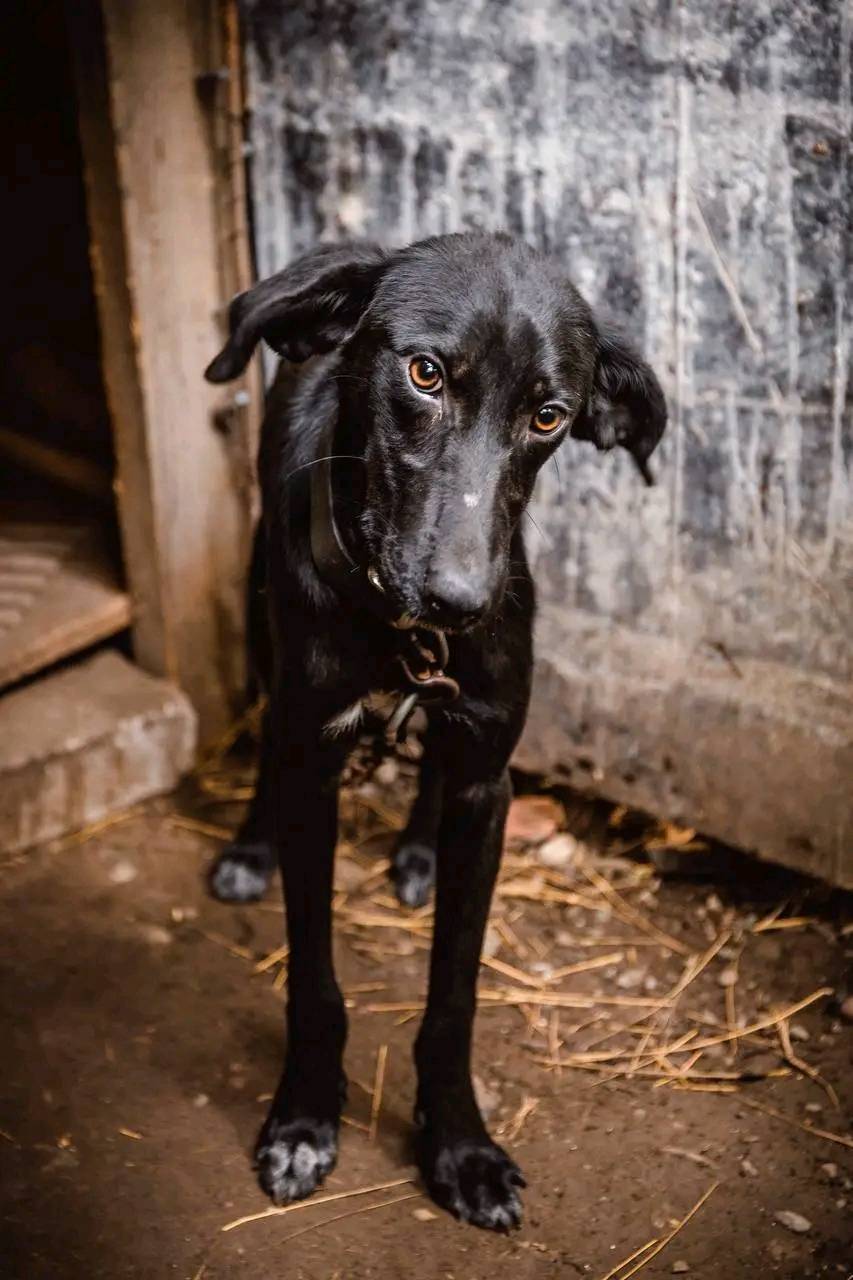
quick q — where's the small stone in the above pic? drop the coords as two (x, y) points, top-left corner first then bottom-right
(789, 1024), (809, 1043)
(705, 893), (723, 914)
(672, 1263), (690, 1274)
(138, 924), (172, 946)
(740, 1158), (759, 1177)
(413, 1207), (437, 1222)
(616, 967), (645, 991)
(504, 795), (564, 848)
(170, 905), (198, 923)
(838, 995), (853, 1023)
(536, 833), (578, 869)
(643, 975), (659, 993)
(109, 859), (138, 885)
(193, 1093), (209, 1109)
(717, 966), (738, 988)
(820, 1162), (838, 1179)
(375, 758), (399, 786)
(804, 1102), (822, 1114)
(775, 1209), (811, 1234)
(472, 1075), (500, 1119)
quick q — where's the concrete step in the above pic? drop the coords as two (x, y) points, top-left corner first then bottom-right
(516, 605), (853, 890)
(0, 650), (197, 854)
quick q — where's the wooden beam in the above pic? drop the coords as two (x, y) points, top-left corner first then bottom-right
(70, 0), (257, 740)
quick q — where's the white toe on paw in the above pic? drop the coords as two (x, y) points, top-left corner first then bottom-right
(210, 846), (272, 903)
(256, 1120), (337, 1203)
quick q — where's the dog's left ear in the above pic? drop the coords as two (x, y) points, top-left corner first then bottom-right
(571, 329), (667, 485)
(205, 241), (389, 383)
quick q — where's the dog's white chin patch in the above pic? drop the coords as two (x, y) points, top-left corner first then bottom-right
(323, 700), (365, 737)
(463, 491), (480, 508)
(323, 691), (398, 738)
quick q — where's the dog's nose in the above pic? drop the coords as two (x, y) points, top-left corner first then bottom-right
(423, 567), (489, 628)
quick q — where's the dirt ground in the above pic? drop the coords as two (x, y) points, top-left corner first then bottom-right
(0, 756), (851, 1280)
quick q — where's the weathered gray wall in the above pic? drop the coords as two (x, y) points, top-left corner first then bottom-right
(242, 0), (852, 884)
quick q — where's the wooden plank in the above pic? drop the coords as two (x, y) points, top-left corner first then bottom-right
(0, 518), (132, 691)
(69, 0), (256, 740)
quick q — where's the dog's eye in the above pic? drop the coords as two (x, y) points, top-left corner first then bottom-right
(409, 357), (443, 393)
(531, 405), (567, 434)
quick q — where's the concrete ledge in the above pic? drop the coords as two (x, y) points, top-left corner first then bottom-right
(0, 651), (197, 854)
(515, 606), (853, 889)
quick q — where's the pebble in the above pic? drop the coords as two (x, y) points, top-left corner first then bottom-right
(109, 860), (138, 885)
(193, 1093), (209, 1108)
(839, 995), (853, 1023)
(504, 795), (564, 847)
(775, 1210), (812, 1234)
(616, 967), (646, 991)
(740, 1158), (759, 1177)
(717, 966), (738, 988)
(138, 924), (172, 946)
(804, 1102), (822, 1114)
(820, 1162), (838, 1179)
(672, 1263), (690, 1274)
(789, 1024), (810, 1043)
(536, 833), (579, 870)
(374, 758), (399, 786)
(413, 1207), (437, 1222)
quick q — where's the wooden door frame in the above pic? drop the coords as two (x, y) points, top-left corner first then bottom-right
(68, 0), (262, 742)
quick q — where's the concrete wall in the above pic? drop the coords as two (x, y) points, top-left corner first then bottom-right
(241, 0), (852, 885)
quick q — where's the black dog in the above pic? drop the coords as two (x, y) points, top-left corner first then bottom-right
(205, 232), (666, 1230)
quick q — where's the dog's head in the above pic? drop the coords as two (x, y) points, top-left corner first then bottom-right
(207, 233), (667, 631)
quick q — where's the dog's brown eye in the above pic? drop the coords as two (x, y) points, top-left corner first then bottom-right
(409, 357), (443, 393)
(531, 405), (566, 434)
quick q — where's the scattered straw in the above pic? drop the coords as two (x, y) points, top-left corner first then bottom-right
(778, 1018), (840, 1110)
(253, 945), (289, 975)
(168, 815), (234, 841)
(277, 1191), (423, 1245)
(480, 955), (546, 989)
(657, 987), (831, 1055)
(194, 927), (255, 962)
(369, 1044), (389, 1142)
(753, 915), (816, 933)
(598, 1181), (718, 1280)
(738, 1097), (853, 1150)
(54, 808), (139, 851)
(597, 1236), (659, 1280)
(499, 1095), (539, 1142)
(577, 862), (691, 956)
(546, 952), (624, 983)
(221, 1177), (415, 1232)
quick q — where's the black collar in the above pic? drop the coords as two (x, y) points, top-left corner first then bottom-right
(308, 433), (460, 737)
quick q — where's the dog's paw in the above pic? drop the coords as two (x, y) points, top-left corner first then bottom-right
(255, 1118), (337, 1204)
(392, 841), (435, 908)
(420, 1136), (525, 1231)
(208, 841), (275, 903)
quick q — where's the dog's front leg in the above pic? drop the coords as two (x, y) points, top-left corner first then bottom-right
(414, 729), (525, 1230)
(255, 702), (348, 1204)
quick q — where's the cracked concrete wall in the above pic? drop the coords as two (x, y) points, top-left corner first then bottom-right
(242, 0), (853, 884)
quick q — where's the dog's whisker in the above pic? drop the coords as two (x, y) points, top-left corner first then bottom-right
(283, 454), (365, 483)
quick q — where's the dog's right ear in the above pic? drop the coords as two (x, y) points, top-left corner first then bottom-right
(205, 242), (388, 383)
